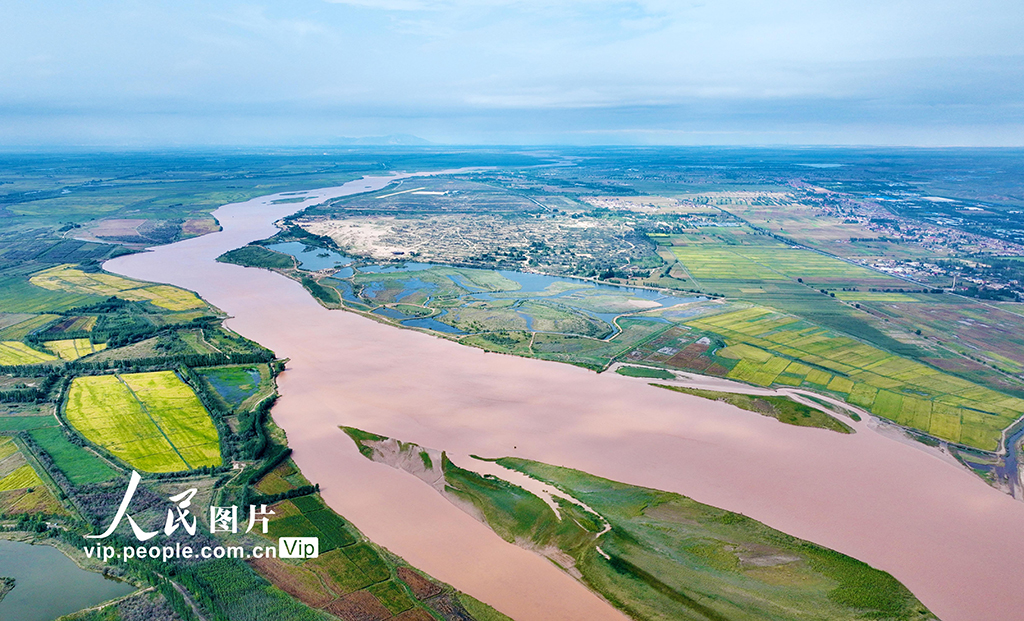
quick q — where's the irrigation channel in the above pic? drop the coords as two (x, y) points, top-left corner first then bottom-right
(106, 173), (1024, 621)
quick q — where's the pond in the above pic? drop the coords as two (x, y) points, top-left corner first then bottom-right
(266, 241), (356, 272)
(0, 539), (135, 621)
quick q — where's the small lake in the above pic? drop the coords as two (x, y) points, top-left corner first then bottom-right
(266, 241), (356, 272)
(0, 539), (135, 621)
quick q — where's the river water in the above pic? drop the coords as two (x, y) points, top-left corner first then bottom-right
(106, 176), (1024, 621)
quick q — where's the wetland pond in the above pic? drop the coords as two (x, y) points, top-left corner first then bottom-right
(106, 175), (1024, 621)
(266, 241), (700, 339)
(0, 539), (134, 621)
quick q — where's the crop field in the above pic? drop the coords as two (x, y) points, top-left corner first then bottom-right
(720, 199), (941, 263)
(44, 338), (107, 361)
(0, 436), (65, 515)
(671, 236), (908, 289)
(254, 459), (311, 495)
(0, 313), (59, 340)
(28, 427), (118, 485)
(0, 340), (57, 365)
(65, 371), (222, 472)
(30, 264), (205, 311)
(0, 414), (59, 432)
(42, 314), (98, 334)
(0, 268), (107, 313)
(270, 494), (357, 552)
(250, 490), (471, 620)
(686, 306), (1024, 450)
(836, 294), (1024, 374)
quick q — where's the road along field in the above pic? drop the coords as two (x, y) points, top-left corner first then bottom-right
(64, 370), (221, 473)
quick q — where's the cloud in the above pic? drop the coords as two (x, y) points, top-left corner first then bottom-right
(0, 1), (1022, 145)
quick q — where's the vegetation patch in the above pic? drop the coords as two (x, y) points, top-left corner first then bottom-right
(654, 385), (853, 433)
(27, 427), (118, 485)
(217, 245), (296, 270)
(616, 365), (676, 380)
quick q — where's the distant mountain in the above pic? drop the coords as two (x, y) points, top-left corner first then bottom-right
(329, 134), (432, 146)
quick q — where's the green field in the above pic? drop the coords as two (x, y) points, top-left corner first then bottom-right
(0, 314), (59, 340)
(65, 371), (222, 472)
(0, 268), (107, 313)
(0, 415), (59, 432)
(28, 427), (118, 485)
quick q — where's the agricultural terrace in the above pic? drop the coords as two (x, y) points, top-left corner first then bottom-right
(0, 340), (56, 365)
(44, 338), (107, 361)
(687, 307), (1024, 450)
(65, 371), (221, 473)
(30, 264), (205, 311)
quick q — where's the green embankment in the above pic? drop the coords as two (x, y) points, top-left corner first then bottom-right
(615, 365), (676, 380)
(654, 385), (853, 433)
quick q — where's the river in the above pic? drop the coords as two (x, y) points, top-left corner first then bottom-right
(106, 175), (1024, 621)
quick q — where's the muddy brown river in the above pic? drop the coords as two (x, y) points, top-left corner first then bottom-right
(106, 176), (1024, 621)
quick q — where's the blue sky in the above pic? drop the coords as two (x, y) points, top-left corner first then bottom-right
(1, 0), (1022, 145)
